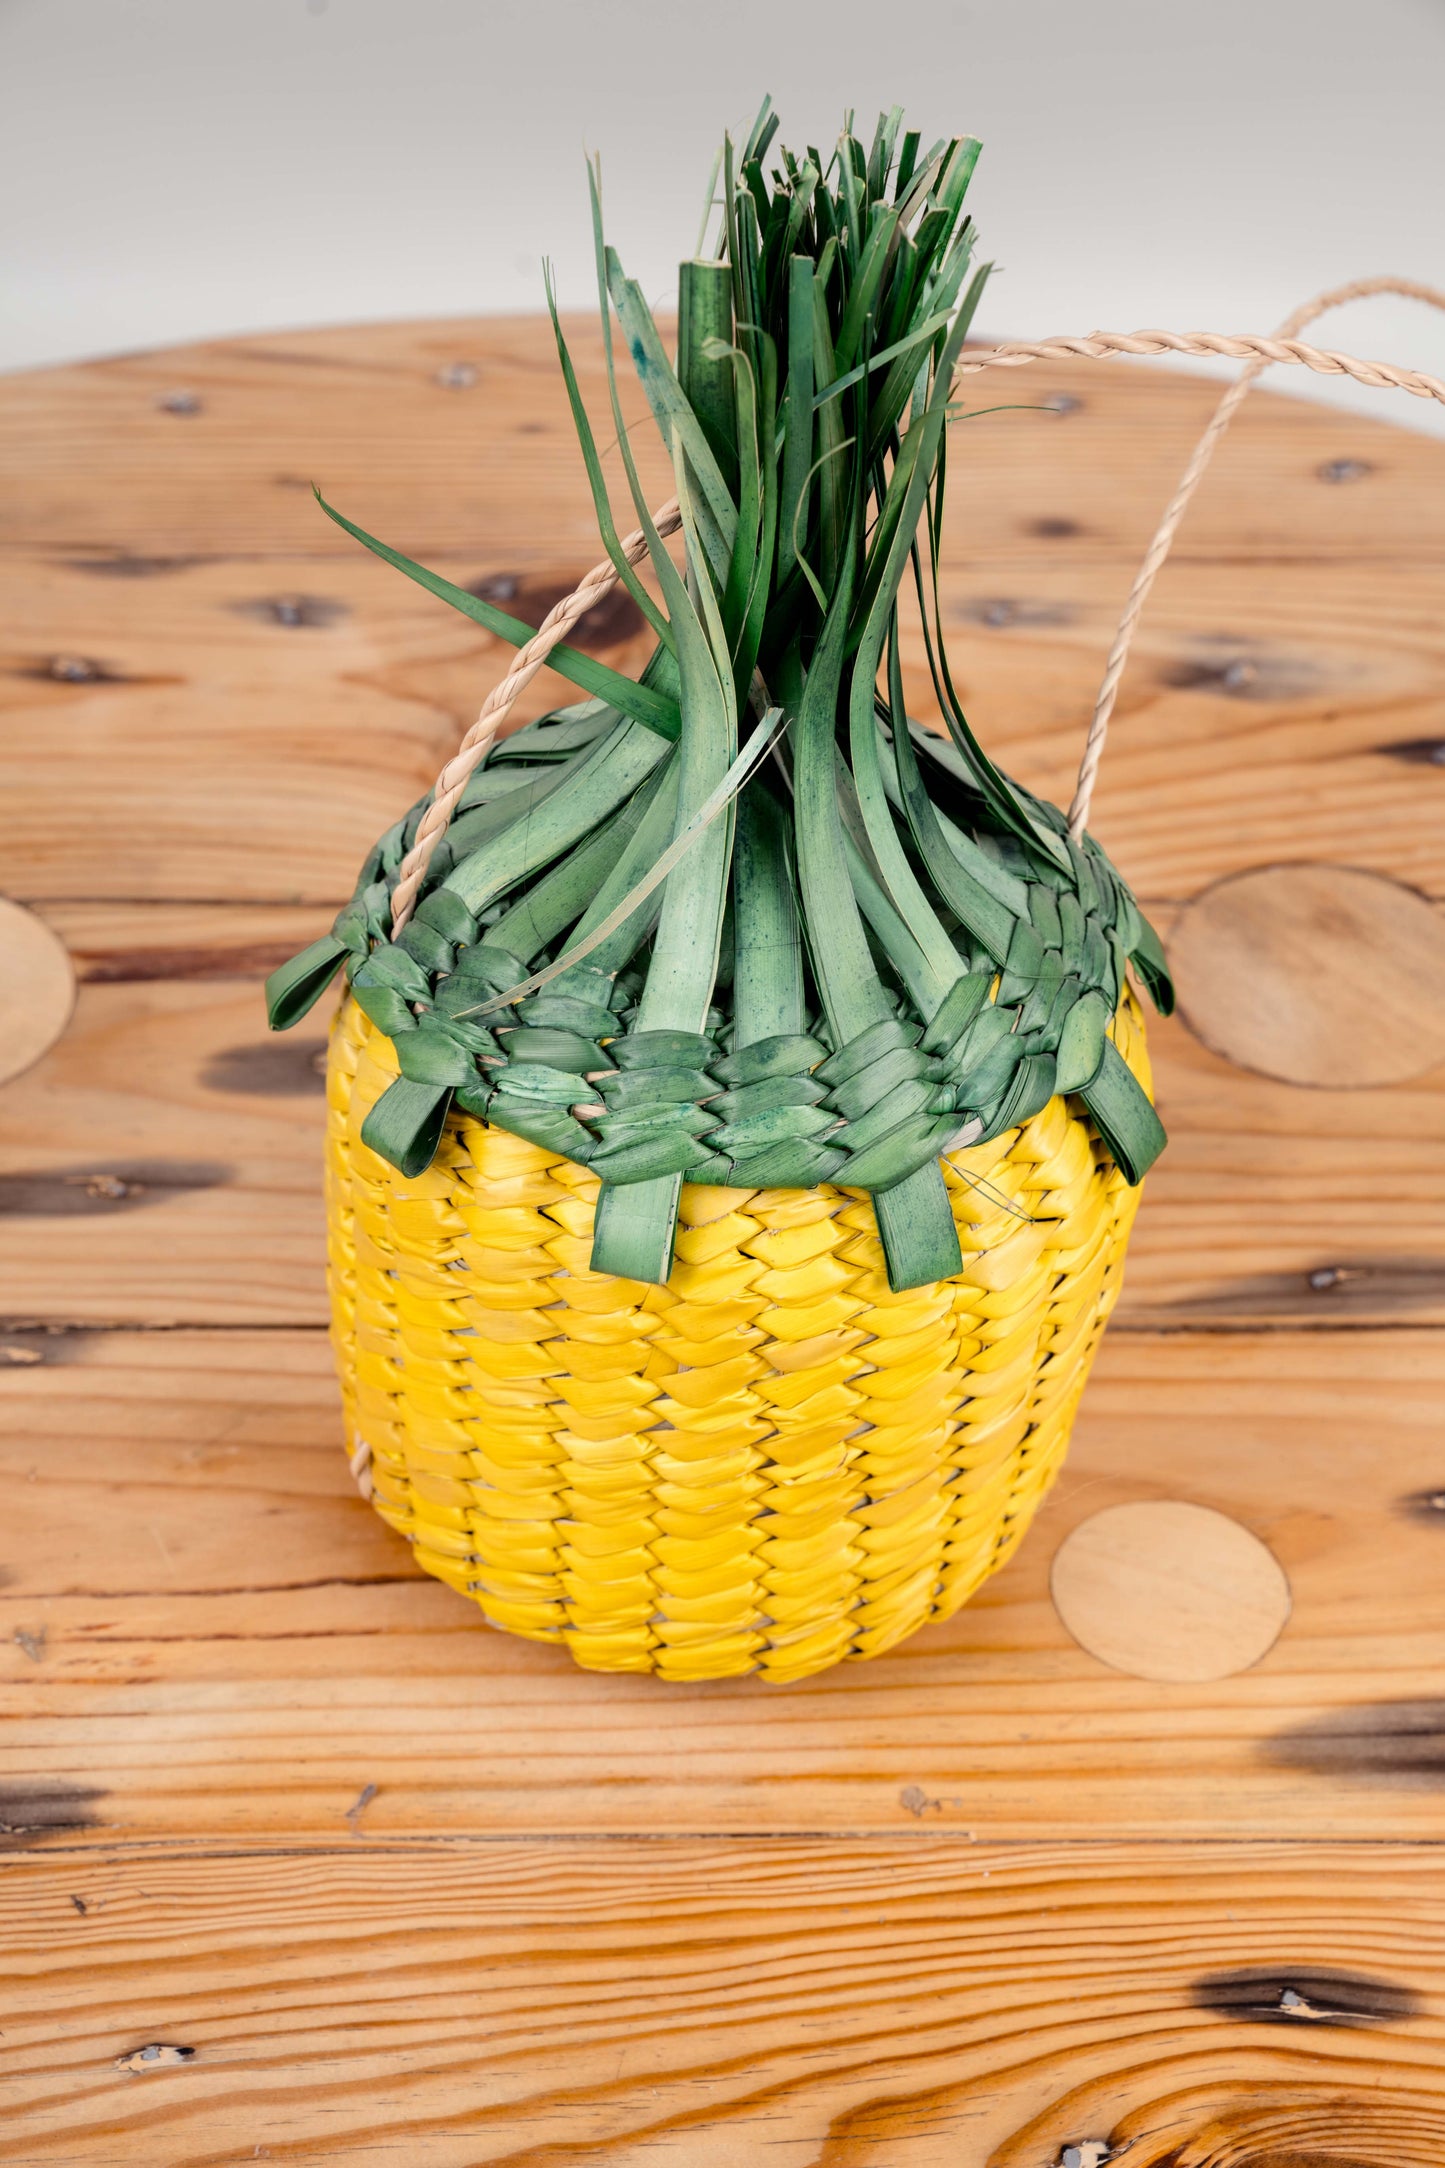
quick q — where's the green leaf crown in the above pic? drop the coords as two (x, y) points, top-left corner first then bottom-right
(268, 99), (1172, 1292)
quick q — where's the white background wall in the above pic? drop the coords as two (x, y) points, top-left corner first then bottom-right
(4, 0), (1444, 433)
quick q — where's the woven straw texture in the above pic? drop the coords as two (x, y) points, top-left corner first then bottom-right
(326, 987), (1152, 1682)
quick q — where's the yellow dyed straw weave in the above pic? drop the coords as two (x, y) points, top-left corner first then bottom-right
(326, 988), (1151, 1682)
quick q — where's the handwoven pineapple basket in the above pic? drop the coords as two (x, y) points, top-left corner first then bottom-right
(324, 989), (1150, 1682)
(268, 99), (1445, 1682)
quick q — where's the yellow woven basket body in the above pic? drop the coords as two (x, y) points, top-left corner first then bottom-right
(326, 989), (1151, 1683)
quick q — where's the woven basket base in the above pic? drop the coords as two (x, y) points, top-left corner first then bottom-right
(325, 994), (1150, 1682)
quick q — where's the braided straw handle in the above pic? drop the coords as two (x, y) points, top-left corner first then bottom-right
(962, 277), (1445, 835)
(390, 282), (1445, 932)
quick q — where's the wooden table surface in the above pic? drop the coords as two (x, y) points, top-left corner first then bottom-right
(3, 315), (1444, 2164)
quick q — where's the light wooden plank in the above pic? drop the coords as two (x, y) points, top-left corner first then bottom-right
(1123, 995), (1445, 1327)
(1, 1326), (1440, 1843)
(6, 545), (1444, 905)
(10, 543), (1445, 903)
(6, 904), (1442, 1328)
(8, 311), (1445, 2151)
(3, 317), (1440, 564)
(1, 1839), (1442, 2165)
(48, 900), (328, 985)
(0, 318), (679, 564)
(3, 323), (1444, 906)
(1, 955), (331, 1328)
(0, 553), (654, 906)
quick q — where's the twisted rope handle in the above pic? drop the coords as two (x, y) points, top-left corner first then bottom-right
(390, 288), (1445, 933)
(951, 277), (1445, 835)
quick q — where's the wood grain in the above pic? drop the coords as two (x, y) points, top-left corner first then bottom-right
(47, 899), (328, 985)
(0, 927), (331, 1329)
(2, 1840), (1442, 2165)
(1171, 861), (1445, 1086)
(4, 321), (1445, 906)
(6, 314), (1445, 2161)
(5, 317), (1441, 562)
(2, 1324), (1441, 1843)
